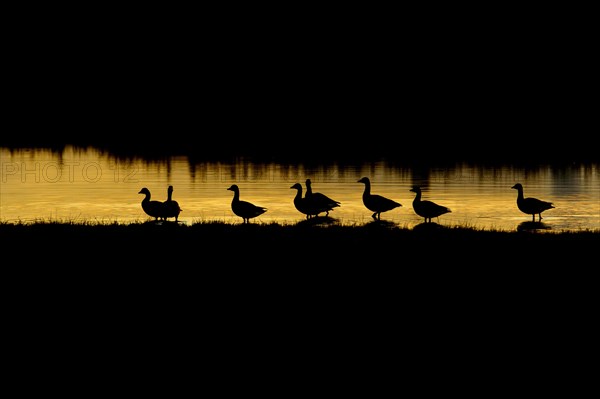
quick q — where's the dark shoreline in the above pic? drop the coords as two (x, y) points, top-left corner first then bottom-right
(3, 220), (598, 266)
(4, 219), (597, 364)
(4, 219), (597, 324)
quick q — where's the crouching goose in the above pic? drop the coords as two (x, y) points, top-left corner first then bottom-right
(138, 187), (165, 221)
(163, 185), (182, 222)
(409, 186), (451, 223)
(227, 184), (267, 223)
(511, 183), (555, 222)
(305, 178), (341, 217)
(357, 177), (402, 220)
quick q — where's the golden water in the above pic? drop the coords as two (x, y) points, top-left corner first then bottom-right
(1, 146), (599, 232)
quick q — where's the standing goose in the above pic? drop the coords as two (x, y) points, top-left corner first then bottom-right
(357, 177), (402, 220)
(305, 178), (341, 217)
(227, 184), (267, 223)
(511, 183), (555, 222)
(163, 185), (182, 222)
(138, 187), (165, 221)
(410, 186), (451, 223)
(290, 182), (314, 219)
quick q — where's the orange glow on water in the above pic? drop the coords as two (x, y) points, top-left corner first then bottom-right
(1, 147), (599, 232)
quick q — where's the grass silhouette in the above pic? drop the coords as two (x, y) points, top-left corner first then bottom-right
(3, 219), (597, 266)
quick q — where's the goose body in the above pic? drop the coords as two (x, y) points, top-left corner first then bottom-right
(290, 182), (313, 219)
(304, 179), (340, 217)
(227, 184), (267, 223)
(410, 186), (451, 223)
(357, 177), (402, 220)
(511, 183), (554, 222)
(163, 185), (182, 222)
(138, 187), (165, 221)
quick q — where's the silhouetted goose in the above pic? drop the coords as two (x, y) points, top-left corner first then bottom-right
(290, 182), (313, 219)
(305, 178), (341, 217)
(138, 187), (165, 221)
(511, 183), (555, 222)
(409, 186), (451, 223)
(357, 177), (402, 220)
(227, 184), (267, 223)
(163, 185), (182, 222)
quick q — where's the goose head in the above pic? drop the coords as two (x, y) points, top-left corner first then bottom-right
(227, 184), (240, 193)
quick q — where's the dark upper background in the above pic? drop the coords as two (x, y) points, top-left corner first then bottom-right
(4, 5), (595, 165)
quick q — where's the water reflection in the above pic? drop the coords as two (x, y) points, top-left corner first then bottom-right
(364, 220), (398, 229)
(412, 222), (447, 232)
(516, 221), (551, 232)
(295, 216), (339, 227)
(1, 146), (599, 232)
